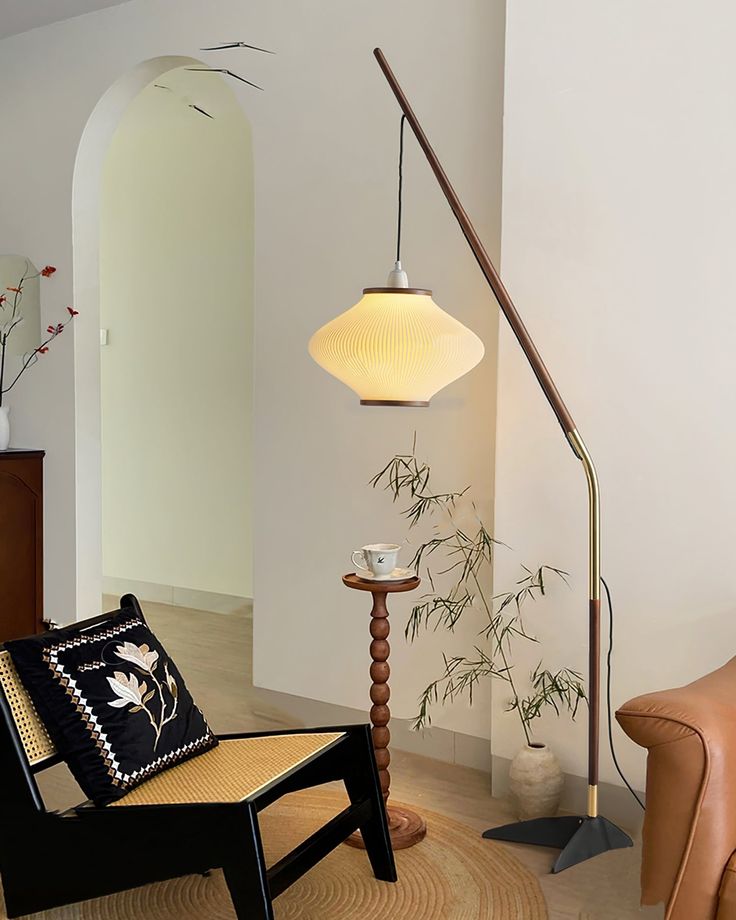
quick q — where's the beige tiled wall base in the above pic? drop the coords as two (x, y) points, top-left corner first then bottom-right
(491, 754), (646, 835)
(102, 577), (251, 615)
(253, 687), (645, 833)
(253, 686), (492, 774)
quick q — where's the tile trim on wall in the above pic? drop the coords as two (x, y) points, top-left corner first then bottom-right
(253, 686), (644, 832)
(252, 685), (491, 772)
(491, 754), (646, 834)
(102, 576), (251, 615)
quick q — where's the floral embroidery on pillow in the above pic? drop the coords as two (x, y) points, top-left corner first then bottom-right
(107, 642), (179, 750)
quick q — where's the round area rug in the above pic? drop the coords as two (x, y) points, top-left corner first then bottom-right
(11, 789), (547, 920)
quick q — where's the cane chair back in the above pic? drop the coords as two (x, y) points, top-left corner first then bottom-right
(0, 650), (56, 767)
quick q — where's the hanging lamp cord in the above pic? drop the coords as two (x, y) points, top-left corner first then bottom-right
(396, 114), (407, 263)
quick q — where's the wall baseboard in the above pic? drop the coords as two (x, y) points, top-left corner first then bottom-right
(102, 576), (251, 615)
(252, 685), (492, 773)
(491, 754), (645, 834)
(253, 686), (644, 833)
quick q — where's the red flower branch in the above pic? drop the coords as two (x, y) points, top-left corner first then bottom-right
(0, 263), (76, 407)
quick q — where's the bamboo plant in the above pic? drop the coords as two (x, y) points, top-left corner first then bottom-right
(371, 439), (586, 746)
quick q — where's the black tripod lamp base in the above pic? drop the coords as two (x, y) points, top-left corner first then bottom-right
(482, 814), (633, 873)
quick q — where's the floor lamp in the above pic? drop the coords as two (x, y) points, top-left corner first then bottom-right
(311, 48), (633, 872)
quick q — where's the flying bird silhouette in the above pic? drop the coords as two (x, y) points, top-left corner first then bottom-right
(185, 67), (263, 91)
(154, 84), (214, 119)
(201, 42), (274, 53)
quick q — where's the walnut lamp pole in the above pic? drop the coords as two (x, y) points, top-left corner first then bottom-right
(309, 48), (634, 872)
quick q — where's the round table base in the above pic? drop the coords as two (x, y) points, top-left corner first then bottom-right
(344, 804), (427, 851)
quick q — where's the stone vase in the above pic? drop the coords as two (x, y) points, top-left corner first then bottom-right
(509, 742), (564, 820)
(0, 406), (9, 451)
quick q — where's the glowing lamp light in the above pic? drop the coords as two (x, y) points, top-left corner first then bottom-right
(309, 267), (484, 407)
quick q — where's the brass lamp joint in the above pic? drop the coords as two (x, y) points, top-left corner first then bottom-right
(588, 784), (598, 818)
(567, 429), (600, 601)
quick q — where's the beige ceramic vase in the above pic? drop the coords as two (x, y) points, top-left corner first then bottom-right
(0, 406), (9, 451)
(509, 742), (564, 820)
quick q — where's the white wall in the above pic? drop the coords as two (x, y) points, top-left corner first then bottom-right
(0, 0), (504, 740)
(498, 1), (736, 790)
(100, 66), (253, 599)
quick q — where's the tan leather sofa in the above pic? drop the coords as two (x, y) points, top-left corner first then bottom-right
(617, 658), (736, 920)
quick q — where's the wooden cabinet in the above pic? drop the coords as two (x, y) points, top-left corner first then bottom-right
(0, 450), (44, 641)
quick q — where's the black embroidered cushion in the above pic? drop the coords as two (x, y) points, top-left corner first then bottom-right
(5, 603), (217, 806)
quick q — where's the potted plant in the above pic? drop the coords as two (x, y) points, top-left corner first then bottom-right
(371, 439), (586, 819)
(0, 263), (77, 449)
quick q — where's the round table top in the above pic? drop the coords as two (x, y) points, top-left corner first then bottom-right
(343, 573), (421, 593)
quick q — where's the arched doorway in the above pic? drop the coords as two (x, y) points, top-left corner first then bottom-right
(73, 57), (253, 615)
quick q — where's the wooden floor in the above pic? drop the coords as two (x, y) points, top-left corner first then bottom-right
(37, 598), (663, 920)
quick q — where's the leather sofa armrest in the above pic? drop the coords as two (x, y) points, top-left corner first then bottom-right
(617, 656), (736, 920)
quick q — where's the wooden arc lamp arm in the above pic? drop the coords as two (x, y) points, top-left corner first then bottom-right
(373, 47), (602, 817)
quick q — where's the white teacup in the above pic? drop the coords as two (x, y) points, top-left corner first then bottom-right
(352, 543), (401, 577)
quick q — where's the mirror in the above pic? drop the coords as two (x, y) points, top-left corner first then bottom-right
(0, 255), (41, 355)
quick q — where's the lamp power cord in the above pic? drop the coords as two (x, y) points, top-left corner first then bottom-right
(396, 114), (407, 263)
(602, 575), (645, 810)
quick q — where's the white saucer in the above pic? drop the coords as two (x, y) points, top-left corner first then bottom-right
(354, 567), (415, 583)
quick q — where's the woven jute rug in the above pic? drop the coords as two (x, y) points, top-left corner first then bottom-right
(8, 789), (547, 919)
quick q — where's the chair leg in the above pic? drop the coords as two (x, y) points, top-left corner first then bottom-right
(344, 727), (397, 883)
(222, 804), (275, 920)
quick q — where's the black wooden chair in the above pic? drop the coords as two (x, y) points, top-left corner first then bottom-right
(0, 604), (396, 919)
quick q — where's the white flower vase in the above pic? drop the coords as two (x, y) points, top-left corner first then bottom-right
(0, 406), (9, 451)
(509, 742), (564, 820)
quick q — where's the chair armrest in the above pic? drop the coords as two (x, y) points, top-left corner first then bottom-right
(617, 656), (736, 920)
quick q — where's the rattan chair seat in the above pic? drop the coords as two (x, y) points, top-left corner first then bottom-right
(110, 733), (345, 807)
(0, 599), (394, 920)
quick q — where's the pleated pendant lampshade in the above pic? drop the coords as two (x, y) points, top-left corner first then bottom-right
(309, 275), (485, 407)
(308, 107), (484, 406)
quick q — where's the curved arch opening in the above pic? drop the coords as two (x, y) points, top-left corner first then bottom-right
(73, 56), (253, 615)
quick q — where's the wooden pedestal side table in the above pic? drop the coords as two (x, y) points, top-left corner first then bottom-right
(342, 572), (427, 850)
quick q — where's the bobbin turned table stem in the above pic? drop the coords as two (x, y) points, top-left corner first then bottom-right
(342, 573), (426, 850)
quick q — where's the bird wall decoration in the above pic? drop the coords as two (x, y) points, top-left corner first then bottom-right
(185, 67), (263, 91)
(189, 40), (275, 91)
(153, 83), (214, 119)
(152, 39), (274, 120)
(200, 42), (274, 53)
